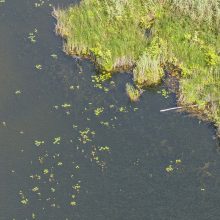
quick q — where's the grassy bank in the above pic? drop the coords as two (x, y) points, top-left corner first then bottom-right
(53, 0), (220, 134)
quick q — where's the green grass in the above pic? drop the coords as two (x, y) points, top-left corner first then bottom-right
(53, 0), (220, 134)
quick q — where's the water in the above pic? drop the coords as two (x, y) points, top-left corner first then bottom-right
(1, 0), (220, 219)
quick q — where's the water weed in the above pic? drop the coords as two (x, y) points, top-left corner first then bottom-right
(53, 137), (61, 145)
(34, 140), (45, 147)
(94, 107), (104, 116)
(35, 64), (42, 70)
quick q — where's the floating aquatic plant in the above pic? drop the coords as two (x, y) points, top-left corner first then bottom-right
(57, 162), (63, 166)
(34, 140), (44, 147)
(119, 106), (128, 113)
(165, 165), (174, 173)
(34, 0), (44, 7)
(158, 89), (170, 98)
(99, 146), (110, 152)
(32, 187), (39, 192)
(28, 33), (36, 43)
(19, 191), (29, 205)
(94, 107), (104, 116)
(100, 121), (110, 127)
(53, 137), (61, 144)
(79, 128), (95, 144)
(61, 103), (71, 108)
(35, 64), (42, 70)
(43, 169), (49, 174)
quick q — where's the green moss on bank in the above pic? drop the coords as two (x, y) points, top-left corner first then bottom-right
(53, 0), (220, 133)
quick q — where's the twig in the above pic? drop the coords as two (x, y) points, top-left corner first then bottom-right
(160, 104), (198, 112)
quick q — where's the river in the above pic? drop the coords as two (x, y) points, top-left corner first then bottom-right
(1, 0), (220, 219)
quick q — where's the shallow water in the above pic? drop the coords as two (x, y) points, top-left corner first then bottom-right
(1, 1), (220, 219)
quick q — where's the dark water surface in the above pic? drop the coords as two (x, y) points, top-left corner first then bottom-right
(1, 1), (220, 219)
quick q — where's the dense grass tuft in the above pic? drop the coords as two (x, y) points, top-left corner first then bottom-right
(126, 83), (141, 101)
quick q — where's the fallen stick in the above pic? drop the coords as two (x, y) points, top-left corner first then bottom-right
(160, 105), (198, 112)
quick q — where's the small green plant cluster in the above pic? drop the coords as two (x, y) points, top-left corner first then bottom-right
(34, 140), (45, 147)
(91, 72), (112, 83)
(79, 128), (95, 144)
(28, 29), (38, 43)
(94, 107), (104, 116)
(53, 137), (61, 145)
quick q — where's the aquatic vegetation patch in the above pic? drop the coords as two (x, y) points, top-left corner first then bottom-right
(34, 140), (45, 147)
(78, 128), (95, 144)
(43, 168), (49, 174)
(118, 106), (128, 113)
(90, 145), (109, 170)
(99, 146), (110, 152)
(94, 107), (104, 116)
(165, 159), (183, 173)
(54, 0), (220, 135)
(157, 89), (170, 99)
(73, 123), (112, 170)
(18, 144), (84, 215)
(165, 165), (174, 173)
(91, 72), (112, 83)
(28, 29), (38, 44)
(35, 64), (42, 70)
(32, 186), (39, 192)
(53, 137), (61, 145)
(91, 72), (112, 92)
(61, 103), (71, 108)
(19, 190), (29, 205)
(126, 83), (141, 102)
(34, 0), (45, 8)
(100, 121), (110, 127)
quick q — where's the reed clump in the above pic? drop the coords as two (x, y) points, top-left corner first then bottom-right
(54, 0), (220, 133)
(133, 54), (163, 86)
(126, 83), (141, 102)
